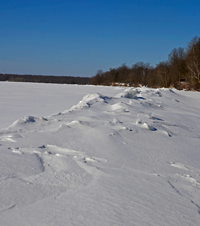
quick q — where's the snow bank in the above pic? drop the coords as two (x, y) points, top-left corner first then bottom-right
(0, 84), (200, 226)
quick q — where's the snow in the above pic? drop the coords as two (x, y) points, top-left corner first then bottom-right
(0, 82), (200, 226)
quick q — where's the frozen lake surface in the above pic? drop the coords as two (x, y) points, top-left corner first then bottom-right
(0, 82), (200, 226)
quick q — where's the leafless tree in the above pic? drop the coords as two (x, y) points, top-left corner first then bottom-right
(185, 36), (200, 87)
(168, 47), (187, 86)
(155, 61), (171, 87)
(132, 62), (151, 86)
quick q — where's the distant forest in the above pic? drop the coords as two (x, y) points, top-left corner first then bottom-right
(0, 74), (90, 85)
(90, 36), (200, 90)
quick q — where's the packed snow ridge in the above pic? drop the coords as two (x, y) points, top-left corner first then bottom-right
(0, 85), (200, 226)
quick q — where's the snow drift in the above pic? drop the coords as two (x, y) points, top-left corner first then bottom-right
(0, 84), (200, 226)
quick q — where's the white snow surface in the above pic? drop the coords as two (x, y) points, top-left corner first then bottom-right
(0, 82), (200, 226)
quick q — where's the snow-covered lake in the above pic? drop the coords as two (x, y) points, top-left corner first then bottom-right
(0, 82), (200, 226)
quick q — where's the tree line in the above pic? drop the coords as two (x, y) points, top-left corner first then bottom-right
(0, 74), (90, 85)
(90, 36), (200, 90)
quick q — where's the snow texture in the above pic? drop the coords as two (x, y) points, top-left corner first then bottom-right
(0, 82), (200, 226)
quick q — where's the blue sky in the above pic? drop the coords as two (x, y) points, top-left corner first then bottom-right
(0, 0), (200, 77)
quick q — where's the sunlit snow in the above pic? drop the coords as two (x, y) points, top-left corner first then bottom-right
(0, 82), (200, 226)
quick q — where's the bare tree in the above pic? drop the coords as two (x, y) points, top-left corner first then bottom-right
(185, 36), (200, 87)
(132, 62), (151, 86)
(156, 61), (171, 87)
(168, 47), (187, 86)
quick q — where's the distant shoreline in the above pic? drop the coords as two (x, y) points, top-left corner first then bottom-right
(0, 73), (90, 85)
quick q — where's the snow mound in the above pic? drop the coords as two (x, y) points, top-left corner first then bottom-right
(2, 116), (63, 133)
(115, 87), (180, 102)
(10, 116), (48, 126)
(109, 102), (130, 113)
(115, 88), (137, 98)
(69, 93), (110, 111)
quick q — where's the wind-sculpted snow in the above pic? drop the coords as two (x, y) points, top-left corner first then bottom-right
(0, 85), (200, 226)
(66, 93), (110, 112)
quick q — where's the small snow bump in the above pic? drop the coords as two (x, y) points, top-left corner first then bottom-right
(12, 150), (23, 154)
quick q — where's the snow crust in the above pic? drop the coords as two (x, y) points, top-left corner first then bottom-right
(0, 82), (200, 226)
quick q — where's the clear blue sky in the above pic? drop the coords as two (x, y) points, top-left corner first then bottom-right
(0, 0), (200, 77)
